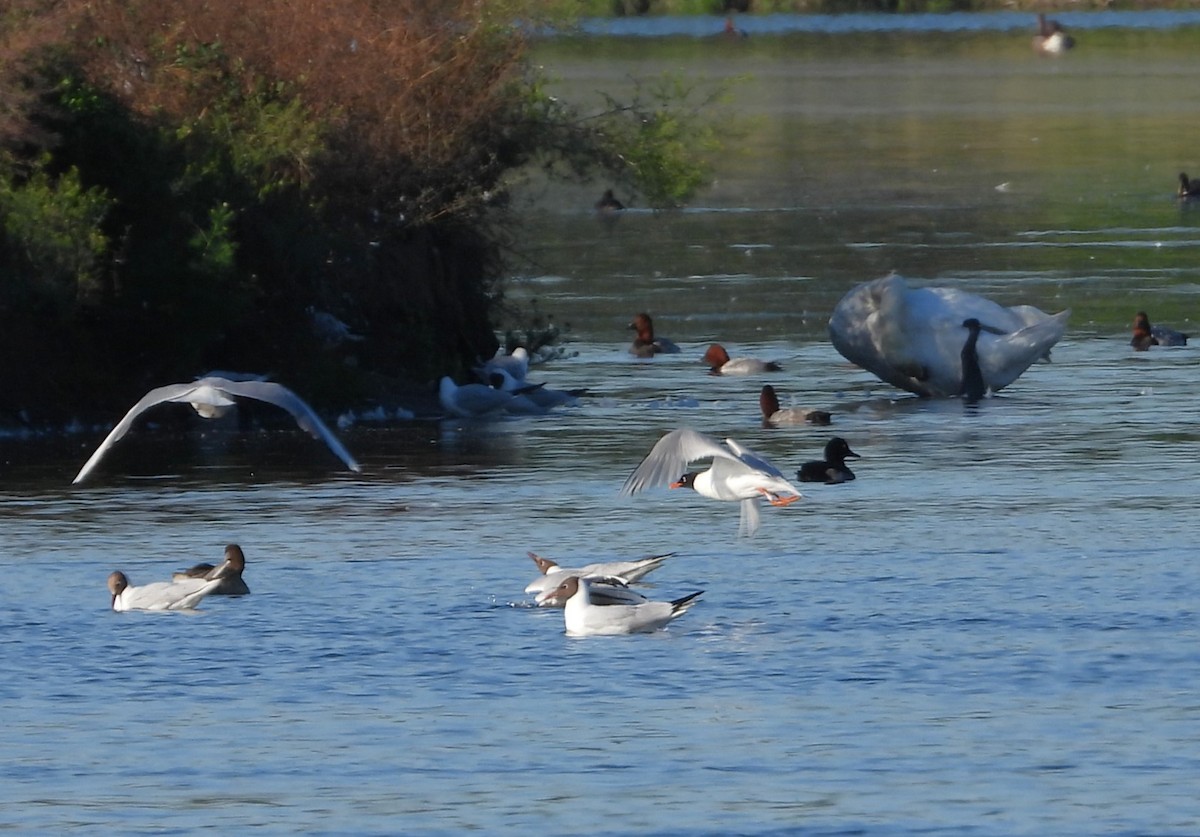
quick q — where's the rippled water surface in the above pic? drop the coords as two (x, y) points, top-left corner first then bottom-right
(3, 16), (1200, 836)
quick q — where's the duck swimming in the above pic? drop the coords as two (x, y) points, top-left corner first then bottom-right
(72, 375), (361, 484)
(759, 385), (832, 427)
(1178, 173), (1200, 200)
(702, 344), (782, 376)
(828, 273), (1070, 398)
(1033, 13), (1074, 54)
(173, 544), (250, 596)
(798, 437), (860, 484)
(621, 428), (802, 537)
(629, 313), (680, 357)
(595, 189), (625, 214)
(1131, 311), (1188, 350)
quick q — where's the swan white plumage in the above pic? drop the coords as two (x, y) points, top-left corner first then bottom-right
(73, 376), (361, 483)
(828, 273), (1069, 398)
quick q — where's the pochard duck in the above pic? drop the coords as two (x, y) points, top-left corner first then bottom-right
(629, 313), (680, 357)
(828, 273), (1069, 398)
(550, 575), (703, 636)
(524, 551), (673, 594)
(1033, 14), (1074, 54)
(173, 544), (250, 596)
(798, 437), (860, 484)
(1131, 311), (1188, 350)
(72, 375), (361, 484)
(759, 385), (832, 427)
(702, 344), (782, 376)
(621, 428), (802, 537)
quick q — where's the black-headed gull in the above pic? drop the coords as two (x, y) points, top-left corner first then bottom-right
(523, 551), (673, 595)
(438, 375), (514, 417)
(108, 548), (239, 612)
(828, 273), (1069, 398)
(72, 376), (360, 483)
(172, 543), (250, 596)
(759, 385), (831, 427)
(621, 429), (801, 537)
(474, 347), (530, 383)
(535, 576), (649, 609)
(702, 344), (782, 375)
(797, 437), (860, 485)
(551, 576), (703, 636)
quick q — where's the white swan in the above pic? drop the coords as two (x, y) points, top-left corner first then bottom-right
(828, 273), (1069, 398)
(72, 376), (361, 483)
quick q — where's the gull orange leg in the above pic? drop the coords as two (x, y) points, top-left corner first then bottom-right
(759, 489), (801, 507)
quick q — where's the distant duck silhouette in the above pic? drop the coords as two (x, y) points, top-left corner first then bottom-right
(629, 312), (681, 357)
(719, 16), (748, 38)
(1033, 13), (1074, 54)
(595, 189), (625, 214)
(1131, 311), (1189, 350)
(960, 318), (987, 403)
(759, 385), (831, 427)
(797, 437), (860, 484)
(1178, 173), (1200, 200)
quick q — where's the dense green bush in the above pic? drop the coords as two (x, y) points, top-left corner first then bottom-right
(0, 0), (720, 424)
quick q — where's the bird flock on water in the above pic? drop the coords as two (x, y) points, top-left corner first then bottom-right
(82, 12), (1194, 634)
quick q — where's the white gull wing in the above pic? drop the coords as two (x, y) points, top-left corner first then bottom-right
(536, 577), (649, 608)
(72, 377), (359, 484)
(738, 497), (762, 539)
(73, 382), (224, 484)
(111, 574), (224, 611)
(213, 378), (361, 473)
(524, 552), (673, 594)
(619, 429), (739, 495)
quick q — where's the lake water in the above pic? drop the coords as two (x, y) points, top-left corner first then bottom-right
(3, 14), (1200, 836)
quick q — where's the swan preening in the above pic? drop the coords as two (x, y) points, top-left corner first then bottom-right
(828, 273), (1069, 399)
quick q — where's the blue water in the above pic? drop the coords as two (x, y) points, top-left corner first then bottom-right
(572, 10), (1200, 37)
(4, 19), (1200, 837)
(3, 335), (1199, 835)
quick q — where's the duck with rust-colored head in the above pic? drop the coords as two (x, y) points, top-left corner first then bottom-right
(1132, 311), (1188, 351)
(628, 313), (680, 357)
(702, 344), (782, 376)
(759, 385), (831, 427)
